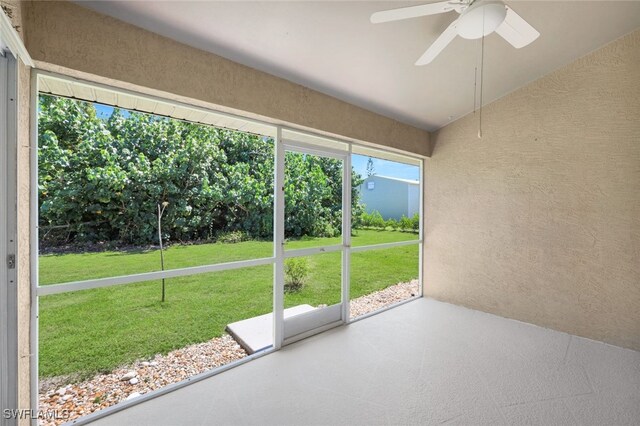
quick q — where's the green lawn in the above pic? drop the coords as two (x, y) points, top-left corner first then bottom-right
(39, 230), (418, 380)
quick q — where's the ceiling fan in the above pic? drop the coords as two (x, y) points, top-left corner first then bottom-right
(371, 0), (540, 65)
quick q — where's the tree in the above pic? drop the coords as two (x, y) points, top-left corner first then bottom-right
(157, 201), (168, 302)
(366, 157), (375, 177)
(38, 95), (365, 248)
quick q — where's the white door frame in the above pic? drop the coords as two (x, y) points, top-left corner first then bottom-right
(276, 139), (350, 345)
(0, 50), (19, 426)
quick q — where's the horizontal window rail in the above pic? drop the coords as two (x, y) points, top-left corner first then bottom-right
(350, 239), (421, 253)
(37, 239), (420, 297)
(282, 141), (347, 159)
(282, 127), (350, 152)
(37, 256), (275, 296)
(283, 244), (343, 258)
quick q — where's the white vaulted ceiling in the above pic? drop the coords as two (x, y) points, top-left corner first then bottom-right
(79, 1), (640, 131)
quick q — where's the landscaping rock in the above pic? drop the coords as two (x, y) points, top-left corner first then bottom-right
(38, 334), (247, 426)
(350, 280), (419, 319)
(120, 371), (136, 381)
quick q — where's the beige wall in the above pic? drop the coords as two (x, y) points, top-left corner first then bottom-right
(15, 60), (30, 424)
(22, 0), (430, 156)
(425, 30), (640, 351)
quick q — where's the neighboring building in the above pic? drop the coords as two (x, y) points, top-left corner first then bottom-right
(358, 175), (419, 220)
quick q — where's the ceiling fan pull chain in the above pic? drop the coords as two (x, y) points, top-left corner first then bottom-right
(473, 65), (478, 115)
(474, 30), (480, 116)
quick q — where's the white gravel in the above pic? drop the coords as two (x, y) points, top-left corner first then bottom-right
(38, 280), (419, 425)
(349, 279), (419, 319)
(38, 335), (247, 426)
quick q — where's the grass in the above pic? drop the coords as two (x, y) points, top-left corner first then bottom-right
(39, 230), (418, 379)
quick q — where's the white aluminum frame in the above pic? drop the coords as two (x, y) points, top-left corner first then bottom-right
(273, 127), (285, 350)
(0, 9), (34, 68)
(36, 256), (276, 296)
(29, 70), (425, 425)
(280, 142), (347, 341)
(342, 145), (352, 322)
(281, 141), (346, 160)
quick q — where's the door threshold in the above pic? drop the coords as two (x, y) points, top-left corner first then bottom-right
(283, 320), (344, 346)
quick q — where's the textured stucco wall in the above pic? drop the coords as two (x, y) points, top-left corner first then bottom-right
(22, 0), (430, 157)
(4, 0), (32, 420)
(16, 60), (31, 426)
(425, 30), (640, 351)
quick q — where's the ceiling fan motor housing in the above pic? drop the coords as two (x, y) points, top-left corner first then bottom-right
(457, 0), (507, 39)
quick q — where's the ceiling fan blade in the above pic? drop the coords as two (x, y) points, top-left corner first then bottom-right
(371, 1), (455, 24)
(495, 6), (540, 48)
(415, 19), (459, 66)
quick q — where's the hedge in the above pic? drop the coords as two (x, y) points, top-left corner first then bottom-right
(38, 95), (364, 247)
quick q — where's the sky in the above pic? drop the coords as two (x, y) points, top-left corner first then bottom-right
(351, 154), (419, 181)
(95, 103), (127, 119)
(92, 103), (420, 181)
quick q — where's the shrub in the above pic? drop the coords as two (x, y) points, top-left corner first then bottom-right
(284, 258), (309, 292)
(357, 210), (387, 229)
(399, 215), (412, 232)
(350, 201), (365, 230)
(385, 218), (398, 230)
(216, 230), (250, 244)
(411, 213), (420, 232)
(370, 211), (385, 229)
(360, 211), (373, 228)
(322, 223), (338, 238)
(38, 95), (365, 247)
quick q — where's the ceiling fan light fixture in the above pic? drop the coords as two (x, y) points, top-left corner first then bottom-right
(457, 1), (507, 40)
(370, 0), (539, 65)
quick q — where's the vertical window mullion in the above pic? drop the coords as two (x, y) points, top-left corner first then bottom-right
(342, 147), (352, 322)
(273, 126), (285, 349)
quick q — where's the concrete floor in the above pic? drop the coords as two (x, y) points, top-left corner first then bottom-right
(92, 298), (640, 425)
